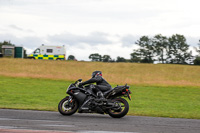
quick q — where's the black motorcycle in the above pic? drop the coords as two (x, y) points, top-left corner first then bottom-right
(58, 79), (132, 118)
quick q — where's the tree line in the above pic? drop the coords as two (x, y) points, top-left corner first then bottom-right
(1, 34), (200, 65)
(88, 53), (128, 62)
(88, 34), (200, 65)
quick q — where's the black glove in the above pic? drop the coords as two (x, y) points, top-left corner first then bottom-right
(78, 83), (83, 88)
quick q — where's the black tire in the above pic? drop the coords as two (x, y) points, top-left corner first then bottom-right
(58, 96), (79, 116)
(28, 57), (35, 59)
(108, 98), (129, 118)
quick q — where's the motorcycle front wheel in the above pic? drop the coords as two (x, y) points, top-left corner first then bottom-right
(58, 96), (79, 115)
(108, 98), (129, 118)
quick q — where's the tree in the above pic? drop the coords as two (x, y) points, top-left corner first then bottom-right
(67, 55), (76, 60)
(116, 56), (126, 62)
(197, 40), (200, 54)
(0, 41), (14, 53)
(102, 55), (111, 62)
(167, 34), (192, 64)
(134, 36), (155, 63)
(130, 51), (141, 63)
(194, 40), (200, 55)
(89, 53), (102, 61)
(193, 40), (200, 65)
(194, 57), (200, 65)
(152, 34), (169, 63)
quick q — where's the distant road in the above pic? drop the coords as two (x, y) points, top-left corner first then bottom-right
(0, 109), (200, 133)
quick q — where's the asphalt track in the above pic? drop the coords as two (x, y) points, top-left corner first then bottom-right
(0, 109), (199, 133)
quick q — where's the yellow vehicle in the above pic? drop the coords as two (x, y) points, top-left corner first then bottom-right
(28, 45), (66, 60)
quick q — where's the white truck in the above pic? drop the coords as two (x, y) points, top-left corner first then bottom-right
(27, 45), (66, 60)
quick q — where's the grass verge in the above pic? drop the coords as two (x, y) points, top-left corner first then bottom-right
(1, 58), (200, 86)
(0, 76), (199, 119)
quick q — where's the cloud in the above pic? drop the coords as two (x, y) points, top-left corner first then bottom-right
(48, 32), (113, 46)
(9, 25), (23, 31)
(186, 36), (200, 47)
(8, 25), (34, 33)
(0, 33), (43, 49)
(120, 34), (139, 47)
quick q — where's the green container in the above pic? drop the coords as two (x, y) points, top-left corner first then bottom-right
(15, 47), (24, 58)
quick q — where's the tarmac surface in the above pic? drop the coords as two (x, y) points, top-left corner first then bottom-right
(0, 109), (200, 133)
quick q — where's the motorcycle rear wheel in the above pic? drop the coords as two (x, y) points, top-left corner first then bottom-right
(108, 98), (129, 118)
(58, 96), (78, 115)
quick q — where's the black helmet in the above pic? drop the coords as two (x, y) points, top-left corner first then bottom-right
(92, 71), (102, 78)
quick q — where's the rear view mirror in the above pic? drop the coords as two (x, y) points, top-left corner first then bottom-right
(78, 79), (82, 82)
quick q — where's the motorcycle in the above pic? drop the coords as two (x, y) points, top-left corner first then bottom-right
(58, 79), (132, 118)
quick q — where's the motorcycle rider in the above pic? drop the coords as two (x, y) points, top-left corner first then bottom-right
(78, 71), (112, 101)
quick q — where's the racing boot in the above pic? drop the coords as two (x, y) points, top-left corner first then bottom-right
(96, 91), (107, 103)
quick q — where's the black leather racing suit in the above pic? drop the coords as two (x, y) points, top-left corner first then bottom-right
(80, 76), (112, 93)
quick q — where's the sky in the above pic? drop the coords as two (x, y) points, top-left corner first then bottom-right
(0, 0), (200, 61)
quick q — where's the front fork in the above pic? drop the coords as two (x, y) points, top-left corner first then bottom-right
(67, 96), (73, 103)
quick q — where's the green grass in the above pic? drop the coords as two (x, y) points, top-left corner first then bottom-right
(0, 76), (200, 119)
(0, 76), (68, 111)
(130, 86), (200, 119)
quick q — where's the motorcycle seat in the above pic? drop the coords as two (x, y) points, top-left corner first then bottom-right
(104, 86), (125, 97)
(103, 88), (115, 96)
